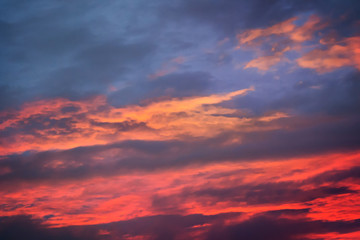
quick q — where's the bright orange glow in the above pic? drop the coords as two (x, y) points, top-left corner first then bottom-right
(0, 87), (295, 156)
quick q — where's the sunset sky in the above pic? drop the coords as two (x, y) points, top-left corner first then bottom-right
(1, 0), (360, 239)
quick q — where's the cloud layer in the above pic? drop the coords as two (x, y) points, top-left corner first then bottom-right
(1, 0), (360, 239)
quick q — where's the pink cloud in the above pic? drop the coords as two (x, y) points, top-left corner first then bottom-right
(237, 15), (330, 71)
(297, 36), (360, 73)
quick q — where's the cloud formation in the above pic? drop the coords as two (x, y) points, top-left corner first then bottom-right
(237, 13), (360, 73)
(297, 36), (360, 73)
(1, 0), (360, 239)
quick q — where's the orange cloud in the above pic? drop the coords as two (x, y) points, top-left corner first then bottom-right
(297, 36), (360, 73)
(243, 46), (293, 71)
(237, 15), (331, 71)
(238, 15), (360, 73)
(244, 54), (283, 71)
(237, 17), (297, 46)
(289, 15), (326, 42)
(237, 15), (325, 47)
(2, 87), (285, 155)
(243, 45), (291, 70)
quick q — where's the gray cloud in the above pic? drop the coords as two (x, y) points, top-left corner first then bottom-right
(109, 71), (212, 106)
(206, 214), (360, 240)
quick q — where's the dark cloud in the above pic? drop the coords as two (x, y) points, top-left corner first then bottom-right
(149, 72), (212, 96)
(102, 213), (235, 240)
(161, 0), (301, 36)
(0, 85), (25, 111)
(109, 71), (212, 106)
(89, 120), (148, 132)
(41, 40), (155, 100)
(0, 0), (157, 109)
(264, 208), (311, 217)
(0, 215), (99, 240)
(150, 178), (356, 213)
(60, 105), (81, 114)
(2, 212), (359, 240)
(206, 214), (360, 240)
(307, 166), (360, 185)
(187, 184), (356, 205)
(0, 140), (186, 184)
(0, 115), (79, 144)
(274, 71), (360, 117)
(164, 0), (360, 36)
(0, 213), (240, 240)
(222, 71), (360, 118)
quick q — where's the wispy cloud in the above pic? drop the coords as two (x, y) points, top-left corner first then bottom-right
(0, 88), (257, 155)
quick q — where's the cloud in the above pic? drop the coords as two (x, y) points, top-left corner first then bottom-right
(43, 40), (156, 99)
(148, 56), (187, 79)
(244, 52), (284, 71)
(148, 161), (359, 216)
(237, 15), (325, 47)
(206, 214), (360, 240)
(189, 184), (356, 206)
(0, 87), (256, 155)
(236, 13), (360, 73)
(237, 15), (326, 71)
(165, 0), (324, 36)
(0, 213), (241, 240)
(237, 17), (297, 46)
(1, 143), (359, 227)
(1, 1), (360, 238)
(0, 215), (99, 240)
(1, 108), (359, 185)
(290, 15), (326, 42)
(169, 0), (360, 38)
(297, 36), (360, 73)
(2, 210), (359, 240)
(269, 71), (360, 116)
(307, 166), (360, 184)
(0, 0), (160, 109)
(109, 71), (213, 106)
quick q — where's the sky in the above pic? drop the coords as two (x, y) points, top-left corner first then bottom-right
(0, 0), (360, 239)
